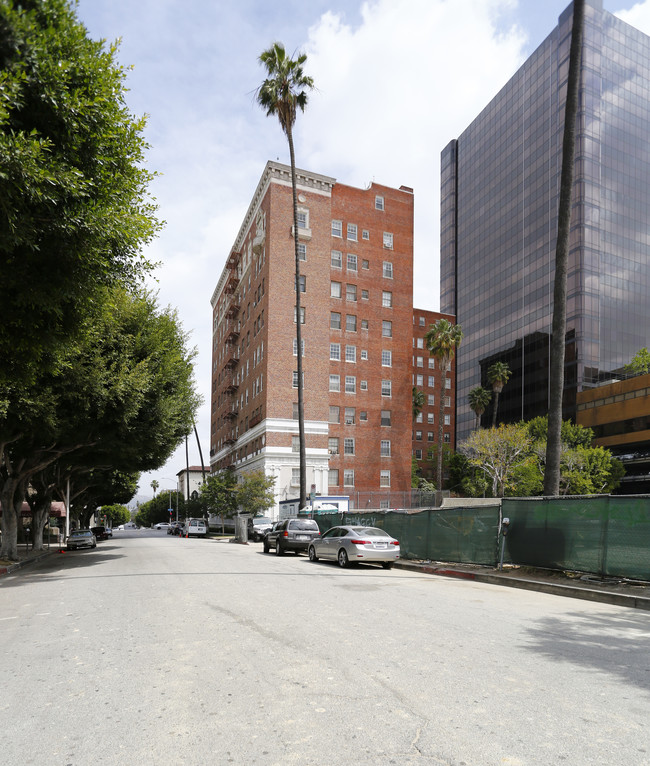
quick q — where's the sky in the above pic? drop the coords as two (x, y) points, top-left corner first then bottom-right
(73, 0), (650, 501)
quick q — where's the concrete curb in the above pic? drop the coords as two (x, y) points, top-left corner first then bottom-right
(0, 550), (56, 577)
(394, 561), (650, 610)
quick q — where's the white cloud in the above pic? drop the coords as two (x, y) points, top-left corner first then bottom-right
(614, 0), (650, 32)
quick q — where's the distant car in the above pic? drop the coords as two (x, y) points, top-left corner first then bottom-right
(104, 527), (113, 538)
(308, 526), (400, 569)
(263, 518), (320, 555)
(154, 522), (170, 530)
(90, 526), (109, 541)
(248, 516), (273, 542)
(182, 518), (207, 538)
(67, 529), (97, 551)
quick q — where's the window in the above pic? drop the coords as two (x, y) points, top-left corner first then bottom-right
(444, 414), (451, 425)
(328, 437), (339, 455)
(415, 413), (423, 423)
(330, 312), (341, 330)
(380, 470), (390, 487)
(375, 195), (384, 211)
(332, 220), (342, 238)
(293, 338), (305, 356)
(344, 438), (355, 455)
(329, 374), (340, 392)
(346, 315), (357, 332)
(346, 284), (357, 302)
(293, 402), (299, 420)
(297, 210), (308, 229)
(362, 230), (369, 240)
(347, 253), (358, 271)
(428, 394), (435, 406)
(445, 377), (452, 389)
(345, 376), (356, 393)
(331, 281), (342, 299)
(381, 410), (391, 426)
(444, 396), (451, 408)
(328, 469), (339, 487)
(380, 440), (391, 457)
(427, 432), (434, 442)
(345, 345), (356, 363)
(360, 380), (368, 391)
(382, 350), (392, 367)
(292, 435), (300, 452)
(419, 316), (425, 327)
(382, 320), (392, 337)
(344, 407), (355, 425)
(383, 262), (393, 279)
(382, 291), (393, 308)
(415, 430), (422, 441)
(298, 242), (307, 261)
(381, 380), (392, 397)
(360, 411), (368, 422)
(427, 413), (434, 424)
(361, 349), (368, 361)
(291, 467), (300, 486)
(416, 374), (423, 386)
(443, 433), (451, 443)
(329, 406), (340, 424)
(383, 232), (393, 249)
(292, 371), (299, 388)
(294, 306), (305, 323)
(414, 449), (422, 460)
(347, 223), (358, 241)
(361, 319), (369, 330)
(344, 469), (355, 486)
(362, 259), (369, 270)
(361, 289), (369, 300)
(417, 356), (424, 367)
(331, 250), (342, 269)
(417, 338), (424, 349)
(428, 358), (435, 369)
(428, 376), (435, 387)
(330, 343), (341, 361)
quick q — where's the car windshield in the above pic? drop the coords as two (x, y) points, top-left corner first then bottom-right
(254, 518), (272, 525)
(73, 531), (92, 537)
(289, 520), (319, 530)
(350, 527), (389, 537)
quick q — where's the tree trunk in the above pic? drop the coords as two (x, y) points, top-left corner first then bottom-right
(491, 391), (501, 428)
(544, 0), (585, 496)
(436, 359), (449, 490)
(287, 125), (307, 509)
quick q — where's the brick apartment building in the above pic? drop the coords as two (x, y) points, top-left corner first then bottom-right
(411, 309), (457, 484)
(211, 160), (430, 514)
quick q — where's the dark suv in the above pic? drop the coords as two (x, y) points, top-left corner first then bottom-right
(263, 518), (320, 555)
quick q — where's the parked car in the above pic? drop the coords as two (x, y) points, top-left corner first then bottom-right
(105, 527), (113, 538)
(263, 518), (320, 555)
(182, 518), (208, 538)
(154, 522), (170, 530)
(308, 526), (400, 569)
(67, 529), (97, 551)
(90, 526), (109, 541)
(248, 516), (273, 542)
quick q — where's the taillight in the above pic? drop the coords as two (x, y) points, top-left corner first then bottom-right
(351, 539), (371, 545)
(391, 541), (399, 545)
(283, 530), (289, 537)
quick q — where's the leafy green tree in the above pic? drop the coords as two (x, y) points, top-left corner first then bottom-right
(468, 387), (492, 430)
(526, 415), (593, 449)
(200, 472), (238, 533)
(425, 319), (463, 490)
(625, 347), (650, 375)
(461, 423), (533, 497)
(448, 451), (490, 497)
(237, 471), (276, 517)
(0, 0), (160, 386)
(99, 504), (131, 527)
(487, 361), (511, 427)
(256, 42), (314, 510)
(545, 0), (586, 495)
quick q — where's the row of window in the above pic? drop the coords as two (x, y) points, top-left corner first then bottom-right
(330, 313), (393, 336)
(332, 222), (393, 249)
(326, 375), (393, 396)
(328, 344), (391, 366)
(331, 252), (394, 276)
(324, 469), (391, 488)
(330, 283), (394, 306)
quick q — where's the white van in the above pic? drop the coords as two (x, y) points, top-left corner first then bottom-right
(182, 518), (207, 538)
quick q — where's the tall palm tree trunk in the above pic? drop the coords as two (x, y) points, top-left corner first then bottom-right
(544, 0), (585, 495)
(491, 390), (501, 428)
(436, 361), (448, 490)
(287, 126), (307, 509)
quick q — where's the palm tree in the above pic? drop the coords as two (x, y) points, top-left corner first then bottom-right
(412, 386), (425, 419)
(487, 361), (511, 427)
(468, 387), (492, 430)
(150, 479), (159, 497)
(544, 0), (585, 496)
(256, 42), (314, 509)
(425, 318), (463, 491)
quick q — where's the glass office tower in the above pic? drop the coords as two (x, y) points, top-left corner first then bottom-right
(442, 0), (650, 442)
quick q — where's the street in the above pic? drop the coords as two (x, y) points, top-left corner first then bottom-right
(1, 529), (649, 766)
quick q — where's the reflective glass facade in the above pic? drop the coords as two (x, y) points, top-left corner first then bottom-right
(442, 0), (650, 442)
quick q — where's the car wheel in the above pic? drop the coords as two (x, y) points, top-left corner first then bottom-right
(308, 545), (318, 562)
(338, 548), (349, 568)
(275, 541), (283, 556)
(263, 541), (270, 553)
(382, 562), (393, 570)
(92, 543), (96, 548)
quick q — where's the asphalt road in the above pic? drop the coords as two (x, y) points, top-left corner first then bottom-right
(1, 529), (649, 766)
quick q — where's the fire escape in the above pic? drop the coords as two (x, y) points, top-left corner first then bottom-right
(219, 250), (241, 468)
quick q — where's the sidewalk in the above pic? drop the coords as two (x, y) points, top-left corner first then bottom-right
(3, 541), (650, 611)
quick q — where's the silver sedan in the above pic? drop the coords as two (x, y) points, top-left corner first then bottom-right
(308, 526), (400, 569)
